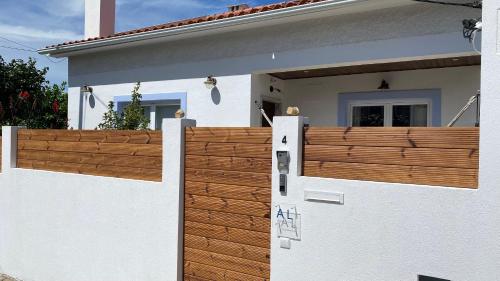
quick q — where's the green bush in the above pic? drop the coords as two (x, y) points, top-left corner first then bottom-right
(98, 82), (150, 130)
(0, 56), (68, 129)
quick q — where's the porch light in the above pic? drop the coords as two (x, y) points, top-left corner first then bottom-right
(204, 76), (217, 90)
(81, 85), (93, 94)
(378, 80), (390, 90)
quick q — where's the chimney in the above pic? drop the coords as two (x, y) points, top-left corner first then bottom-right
(85, 0), (116, 39)
(227, 4), (250, 12)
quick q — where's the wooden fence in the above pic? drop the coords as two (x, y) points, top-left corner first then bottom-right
(303, 127), (480, 189)
(16, 130), (162, 181)
(183, 127), (272, 281)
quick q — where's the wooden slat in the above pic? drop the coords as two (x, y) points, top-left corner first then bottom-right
(185, 168), (271, 188)
(17, 159), (161, 182)
(185, 234), (270, 263)
(304, 127), (479, 149)
(185, 195), (270, 218)
(304, 145), (479, 169)
(185, 155), (271, 173)
(185, 181), (270, 203)
(303, 160), (478, 188)
(185, 127), (272, 144)
(18, 129), (162, 144)
(17, 150), (162, 170)
(18, 140), (162, 157)
(185, 221), (269, 249)
(185, 261), (268, 281)
(186, 142), (272, 159)
(184, 127), (272, 280)
(184, 247), (270, 278)
(185, 208), (270, 233)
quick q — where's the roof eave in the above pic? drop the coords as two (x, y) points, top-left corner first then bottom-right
(38, 0), (410, 57)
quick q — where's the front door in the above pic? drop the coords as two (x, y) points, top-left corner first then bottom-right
(262, 100), (279, 127)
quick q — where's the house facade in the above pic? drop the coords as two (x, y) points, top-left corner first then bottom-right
(40, 0), (482, 129)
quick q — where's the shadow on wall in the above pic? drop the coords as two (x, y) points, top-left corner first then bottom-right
(211, 87), (221, 105)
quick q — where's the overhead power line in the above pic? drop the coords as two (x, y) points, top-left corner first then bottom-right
(412, 0), (482, 9)
(0, 37), (67, 64)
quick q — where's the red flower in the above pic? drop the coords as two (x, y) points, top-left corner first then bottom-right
(19, 91), (30, 100)
(52, 100), (60, 113)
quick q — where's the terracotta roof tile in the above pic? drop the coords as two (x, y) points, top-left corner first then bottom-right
(48, 0), (328, 48)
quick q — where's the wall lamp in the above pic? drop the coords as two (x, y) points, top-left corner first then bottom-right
(204, 76), (217, 90)
(82, 85), (93, 94)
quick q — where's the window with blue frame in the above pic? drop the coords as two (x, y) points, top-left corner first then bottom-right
(338, 89), (442, 127)
(114, 92), (187, 130)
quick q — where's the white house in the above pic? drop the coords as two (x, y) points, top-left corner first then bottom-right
(39, 0), (482, 129)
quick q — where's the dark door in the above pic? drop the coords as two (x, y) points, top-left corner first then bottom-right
(262, 100), (277, 127)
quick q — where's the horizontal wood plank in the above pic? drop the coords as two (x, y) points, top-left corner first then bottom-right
(185, 208), (270, 233)
(185, 155), (272, 173)
(18, 129), (162, 144)
(185, 261), (267, 281)
(304, 145), (479, 169)
(186, 142), (272, 159)
(17, 150), (162, 170)
(185, 168), (271, 188)
(185, 195), (271, 218)
(18, 140), (162, 157)
(184, 247), (270, 278)
(304, 127), (479, 149)
(185, 234), (270, 263)
(303, 160), (478, 188)
(185, 221), (270, 248)
(17, 159), (161, 182)
(186, 127), (272, 144)
(185, 181), (270, 203)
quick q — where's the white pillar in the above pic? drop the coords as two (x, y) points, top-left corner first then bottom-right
(476, 1), (500, 277)
(270, 116), (304, 280)
(162, 118), (196, 281)
(1, 126), (22, 174)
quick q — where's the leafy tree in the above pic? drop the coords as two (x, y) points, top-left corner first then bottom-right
(98, 82), (149, 130)
(0, 56), (68, 129)
(98, 101), (123, 130)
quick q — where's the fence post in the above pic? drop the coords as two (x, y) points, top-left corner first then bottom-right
(1, 126), (22, 174)
(270, 116), (305, 279)
(162, 118), (196, 281)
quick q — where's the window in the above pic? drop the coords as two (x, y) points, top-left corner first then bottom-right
(349, 100), (430, 127)
(338, 90), (441, 127)
(140, 104), (181, 130)
(114, 92), (187, 130)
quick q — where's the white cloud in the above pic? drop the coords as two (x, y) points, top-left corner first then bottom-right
(0, 24), (82, 41)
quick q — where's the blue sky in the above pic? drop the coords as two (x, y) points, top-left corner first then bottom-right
(0, 0), (280, 85)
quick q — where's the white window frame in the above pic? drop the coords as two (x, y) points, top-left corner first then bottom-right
(348, 98), (432, 127)
(142, 103), (181, 130)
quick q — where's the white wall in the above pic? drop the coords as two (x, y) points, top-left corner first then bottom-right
(69, 75), (251, 129)
(68, 4), (480, 128)
(0, 121), (189, 281)
(270, 117), (489, 281)
(284, 66), (481, 126)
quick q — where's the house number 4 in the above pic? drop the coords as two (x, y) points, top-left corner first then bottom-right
(282, 136), (287, 144)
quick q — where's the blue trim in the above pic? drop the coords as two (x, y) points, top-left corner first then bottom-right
(114, 92), (187, 114)
(338, 89), (442, 127)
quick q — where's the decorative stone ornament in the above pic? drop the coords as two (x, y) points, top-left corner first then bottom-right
(175, 109), (185, 118)
(286, 107), (300, 116)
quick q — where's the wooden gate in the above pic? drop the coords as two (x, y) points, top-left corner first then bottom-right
(183, 127), (272, 281)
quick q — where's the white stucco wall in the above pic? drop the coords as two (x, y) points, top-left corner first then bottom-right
(270, 117), (492, 281)
(68, 4), (480, 128)
(0, 121), (189, 281)
(69, 75), (251, 129)
(283, 66), (481, 127)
